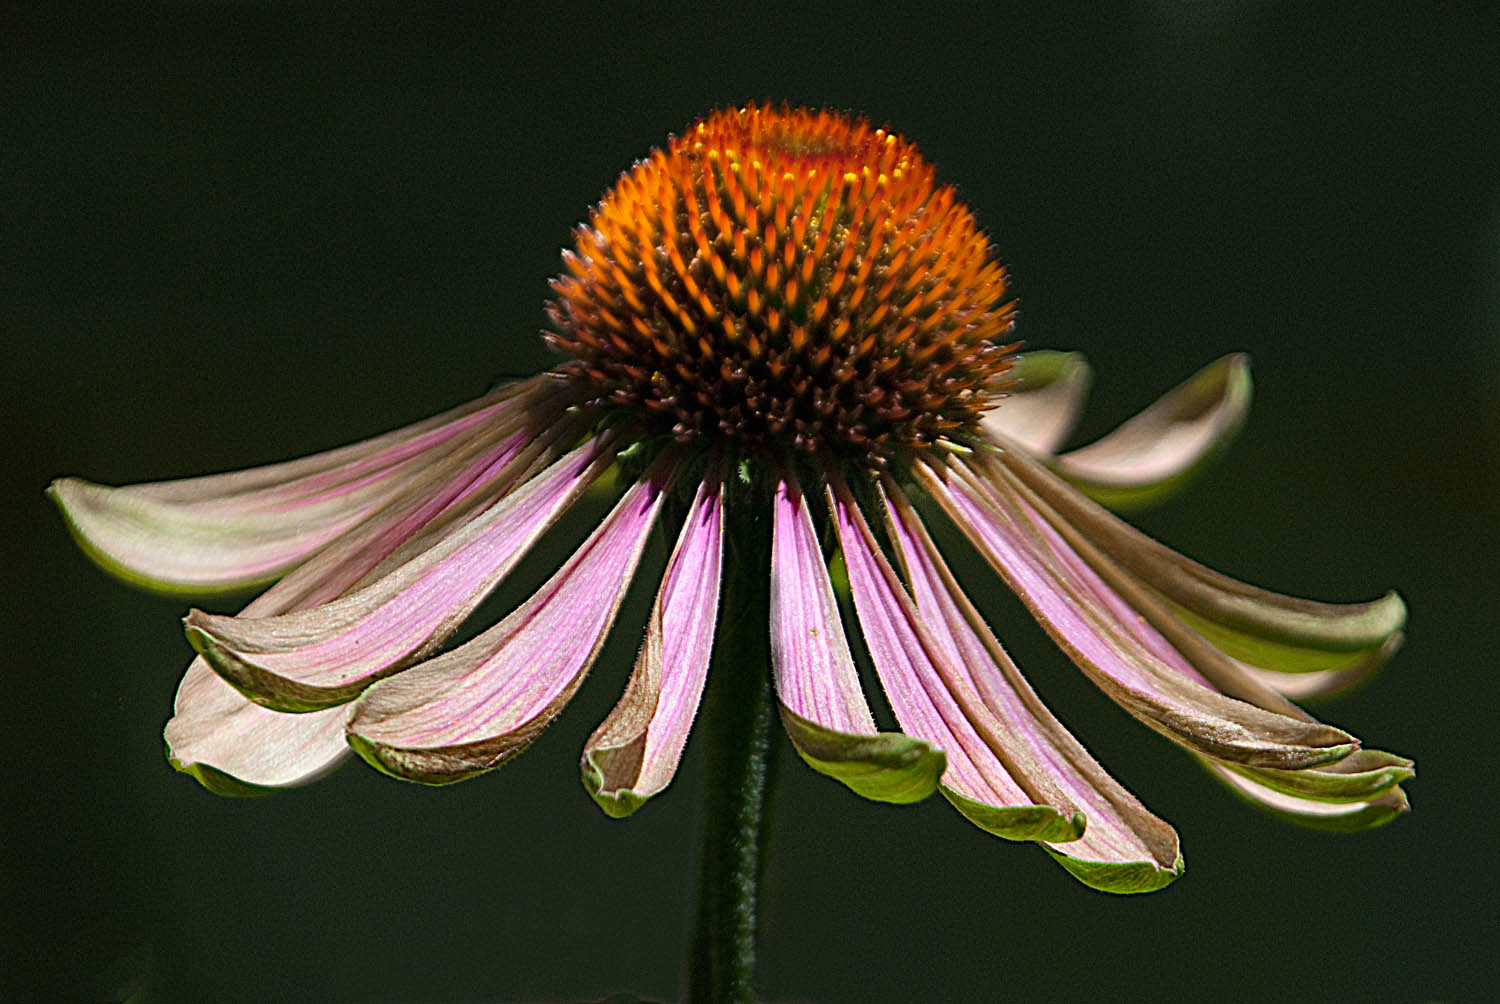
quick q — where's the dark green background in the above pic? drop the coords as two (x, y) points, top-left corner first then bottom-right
(7, 5), (1497, 1002)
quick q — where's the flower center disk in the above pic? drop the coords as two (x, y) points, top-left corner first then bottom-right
(547, 104), (1018, 464)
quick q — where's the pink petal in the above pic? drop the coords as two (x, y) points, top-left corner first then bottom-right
(829, 477), (1085, 843)
(995, 439), (1405, 660)
(879, 480), (1182, 889)
(582, 471), (724, 816)
(141, 380), (534, 505)
(184, 435), (615, 711)
(917, 454), (1356, 770)
(769, 472), (944, 805)
(769, 473), (874, 735)
(346, 458), (676, 785)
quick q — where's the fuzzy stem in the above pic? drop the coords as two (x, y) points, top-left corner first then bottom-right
(688, 508), (774, 1004)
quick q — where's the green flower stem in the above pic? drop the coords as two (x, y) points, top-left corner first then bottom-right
(689, 506), (775, 1004)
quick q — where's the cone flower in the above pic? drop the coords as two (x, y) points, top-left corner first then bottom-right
(52, 105), (1412, 893)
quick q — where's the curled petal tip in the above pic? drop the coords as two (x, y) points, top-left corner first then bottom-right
(943, 788), (1088, 844)
(1051, 353), (1253, 510)
(778, 705), (946, 804)
(1046, 846), (1186, 895)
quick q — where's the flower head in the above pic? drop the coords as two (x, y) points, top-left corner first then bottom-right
(546, 104), (1015, 462)
(51, 105), (1412, 893)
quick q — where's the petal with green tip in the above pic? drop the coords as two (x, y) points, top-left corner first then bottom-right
(978, 447), (1381, 733)
(1044, 845), (1186, 895)
(776, 706), (946, 804)
(880, 480), (1182, 885)
(830, 476), (1083, 842)
(1170, 604), (1404, 677)
(769, 473), (943, 804)
(166, 661), (351, 793)
(997, 441), (1406, 656)
(49, 384), (540, 595)
(1235, 636), (1401, 700)
(1205, 759), (1412, 832)
(1052, 354), (1251, 510)
(161, 397), (575, 792)
(1216, 748), (1414, 804)
(582, 472), (723, 817)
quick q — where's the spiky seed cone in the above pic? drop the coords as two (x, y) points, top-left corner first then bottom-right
(547, 104), (1018, 465)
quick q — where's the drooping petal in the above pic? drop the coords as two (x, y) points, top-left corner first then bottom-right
(995, 440), (1405, 666)
(183, 436), (615, 712)
(143, 380), (533, 505)
(1204, 758), (1412, 832)
(879, 480), (1183, 892)
(828, 476), (1084, 843)
(918, 455), (1357, 770)
(980, 350), (1091, 455)
(346, 457), (676, 786)
(50, 472), (402, 596)
(165, 663), (351, 795)
(769, 472), (944, 805)
(1215, 748), (1413, 805)
(976, 449), (1338, 722)
(164, 408), (575, 792)
(1051, 354), (1251, 510)
(48, 379), (558, 595)
(266, 417), (570, 611)
(582, 470), (723, 817)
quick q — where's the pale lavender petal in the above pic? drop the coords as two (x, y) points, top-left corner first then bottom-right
(974, 448), (1323, 721)
(980, 350), (1091, 455)
(1052, 354), (1251, 509)
(185, 436), (615, 711)
(51, 472), (400, 595)
(346, 458), (676, 785)
(582, 472), (723, 817)
(829, 477), (1084, 843)
(265, 421), (555, 611)
(49, 377), (567, 595)
(917, 455), (1356, 770)
(165, 663), (350, 794)
(879, 480), (1182, 890)
(770, 472), (944, 805)
(983, 444), (1404, 720)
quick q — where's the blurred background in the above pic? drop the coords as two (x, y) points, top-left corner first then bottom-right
(5, 4), (1497, 1002)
